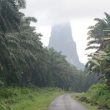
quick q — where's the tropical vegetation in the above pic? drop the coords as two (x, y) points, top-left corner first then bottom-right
(0, 87), (63, 110)
(1, 0), (109, 109)
(0, 0), (96, 91)
(86, 12), (110, 88)
(77, 13), (110, 110)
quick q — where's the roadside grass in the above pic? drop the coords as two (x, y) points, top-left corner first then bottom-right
(72, 93), (98, 110)
(0, 87), (64, 110)
(72, 83), (110, 110)
(81, 102), (98, 110)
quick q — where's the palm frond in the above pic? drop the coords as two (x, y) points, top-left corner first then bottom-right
(86, 46), (99, 50)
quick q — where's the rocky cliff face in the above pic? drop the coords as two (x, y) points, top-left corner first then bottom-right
(48, 22), (84, 70)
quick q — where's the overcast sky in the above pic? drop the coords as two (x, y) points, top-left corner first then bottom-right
(24, 0), (110, 64)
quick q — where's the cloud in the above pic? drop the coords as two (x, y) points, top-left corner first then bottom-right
(24, 0), (110, 24)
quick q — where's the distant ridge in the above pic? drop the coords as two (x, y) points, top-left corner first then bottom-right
(48, 22), (84, 70)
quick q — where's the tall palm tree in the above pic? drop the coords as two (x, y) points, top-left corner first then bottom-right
(86, 13), (110, 88)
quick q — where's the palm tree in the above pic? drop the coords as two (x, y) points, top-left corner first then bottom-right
(87, 13), (110, 51)
(86, 13), (110, 88)
(0, 0), (26, 33)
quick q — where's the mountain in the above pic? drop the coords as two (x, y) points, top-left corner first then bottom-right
(48, 22), (84, 70)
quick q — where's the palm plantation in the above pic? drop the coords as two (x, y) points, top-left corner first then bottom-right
(0, 0), (94, 90)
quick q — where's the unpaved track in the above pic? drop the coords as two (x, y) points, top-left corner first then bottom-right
(48, 94), (89, 110)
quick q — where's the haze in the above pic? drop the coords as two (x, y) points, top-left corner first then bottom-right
(24, 0), (110, 64)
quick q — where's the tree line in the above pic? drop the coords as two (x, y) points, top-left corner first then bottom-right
(0, 0), (97, 92)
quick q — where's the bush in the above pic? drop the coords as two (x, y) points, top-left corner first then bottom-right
(84, 83), (110, 109)
(0, 88), (17, 98)
(0, 104), (6, 110)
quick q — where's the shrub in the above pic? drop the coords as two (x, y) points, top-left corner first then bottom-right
(0, 88), (16, 98)
(85, 83), (110, 108)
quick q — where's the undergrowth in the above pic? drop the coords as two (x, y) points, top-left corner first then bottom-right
(74, 83), (110, 110)
(0, 87), (63, 110)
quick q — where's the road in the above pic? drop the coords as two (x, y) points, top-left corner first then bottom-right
(48, 94), (89, 110)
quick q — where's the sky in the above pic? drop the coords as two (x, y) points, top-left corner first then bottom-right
(23, 0), (110, 64)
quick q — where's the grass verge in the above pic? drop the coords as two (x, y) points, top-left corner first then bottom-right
(72, 93), (98, 110)
(0, 87), (64, 110)
(72, 83), (110, 110)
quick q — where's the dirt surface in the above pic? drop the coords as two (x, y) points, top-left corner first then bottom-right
(48, 94), (89, 110)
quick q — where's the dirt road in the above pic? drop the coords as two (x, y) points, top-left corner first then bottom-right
(48, 94), (89, 110)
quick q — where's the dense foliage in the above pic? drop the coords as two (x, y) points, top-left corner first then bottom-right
(86, 13), (110, 89)
(75, 83), (110, 110)
(0, 0), (96, 92)
(86, 83), (110, 107)
(74, 13), (110, 110)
